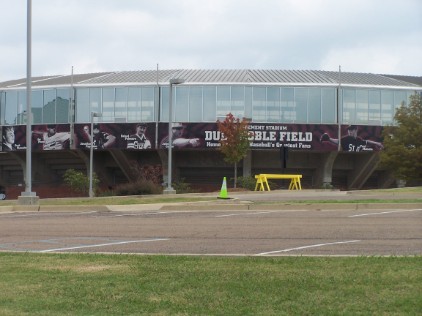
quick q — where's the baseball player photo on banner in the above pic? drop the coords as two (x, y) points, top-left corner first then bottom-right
(159, 123), (201, 149)
(32, 124), (71, 151)
(74, 123), (156, 150)
(320, 125), (384, 152)
(75, 123), (117, 150)
(1, 125), (26, 151)
(123, 123), (152, 150)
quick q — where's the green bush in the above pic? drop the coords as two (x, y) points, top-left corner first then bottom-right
(236, 176), (256, 191)
(63, 169), (99, 194)
(130, 163), (163, 185)
(173, 178), (196, 194)
(113, 179), (162, 196)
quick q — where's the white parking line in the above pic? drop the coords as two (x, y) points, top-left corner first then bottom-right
(39, 238), (169, 253)
(215, 211), (276, 218)
(348, 209), (422, 218)
(256, 240), (361, 256)
(148, 211), (194, 214)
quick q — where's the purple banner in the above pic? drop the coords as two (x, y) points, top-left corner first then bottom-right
(32, 124), (71, 150)
(158, 122), (206, 149)
(157, 123), (384, 152)
(1, 123), (384, 152)
(319, 125), (384, 152)
(160, 123), (337, 150)
(75, 123), (155, 150)
(1, 125), (27, 151)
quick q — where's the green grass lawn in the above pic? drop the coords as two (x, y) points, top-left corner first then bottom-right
(0, 186), (420, 207)
(0, 253), (421, 315)
(0, 196), (216, 207)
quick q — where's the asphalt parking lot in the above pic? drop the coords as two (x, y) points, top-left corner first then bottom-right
(0, 203), (421, 256)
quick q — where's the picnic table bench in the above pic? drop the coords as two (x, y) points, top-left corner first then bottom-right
(254, 174), (302, 191)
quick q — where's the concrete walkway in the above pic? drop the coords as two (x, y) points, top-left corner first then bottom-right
(159, 189), (422, 211)
(1, 189), (420, 212)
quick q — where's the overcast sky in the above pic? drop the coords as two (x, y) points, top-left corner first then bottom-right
(0, 0), (421, 82)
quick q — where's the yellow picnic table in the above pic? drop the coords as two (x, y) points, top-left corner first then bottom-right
(254, 174), (302, 191)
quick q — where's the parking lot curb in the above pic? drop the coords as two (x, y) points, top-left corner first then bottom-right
(159, 201), (422, 211)
(0, 205), (110, 212)
(1, 202), (421, 213)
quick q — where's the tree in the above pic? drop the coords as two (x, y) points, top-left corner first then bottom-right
(217, 113), (251, 188)
(380, 93), (422, 183)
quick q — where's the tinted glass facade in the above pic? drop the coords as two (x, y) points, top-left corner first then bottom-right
(0, 85), (416, 126)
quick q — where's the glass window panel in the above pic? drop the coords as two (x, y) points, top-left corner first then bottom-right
(0, 92), (4, 124)
(394, 90), (407, 110)
(245, 86), (252, 119)
(102, 88), (114, 122)
(342, 89), (355, 124)
(294, 88), (308, 123)
(203, 86), (216, 122)
(321, 88), (336, 123)
(407, 91), (413, 105)
(76, 88), (89, 123)
(154, 86), (159, 121)
(56, 89), (70, 123)
(160, 86), (169, 122)
(231, 86), (245, 118)
(31, 90), (43, 124)
(141, 87), (155, 121)
(174, 86), (189, 122)
(216, 86), (231, 119)
(43, 90), (56, 124)
(308, 88), (321, 123)
(381, 90), (394, 124)
(338, 88), (343, 123)
(5, 91), (17, 125)
(17, 91), (27, 125)
(266, 87), (280, 122)
(368, 90), (381, 123)
(115, 87), (127, 120)
(252, 87), (266, 122)
(356, 89), (368, 124)
(189, 86), (203, 122)
(281, 88), (295, 122)
(128, 87), (141, 122)
(89, 88), (101, 119)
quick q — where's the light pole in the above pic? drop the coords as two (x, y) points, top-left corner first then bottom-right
(163, 78), (185, 194)
(89, 112), (101, 198)
(337, 65), (342, 151)
(18, 0), (38, 205)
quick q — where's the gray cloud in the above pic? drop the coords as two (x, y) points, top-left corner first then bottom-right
(0, 0), (421, 81)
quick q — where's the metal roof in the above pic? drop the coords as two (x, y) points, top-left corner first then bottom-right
(316, 71), (419, 87)
(0, 69), (420, 89)
(0, 73), (112, 89)
(382, 74), (422, 87)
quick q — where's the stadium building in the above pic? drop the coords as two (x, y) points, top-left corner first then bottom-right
(0, 69), (421, 198)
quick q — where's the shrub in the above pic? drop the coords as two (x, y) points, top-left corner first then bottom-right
(63, 169), (99, 194)
(113, 179), (162, 196)
(173, 178), (196, 194)
(236, 176), (256, 191)
(100, 164), (163, 196)
(130, 163), (163, 185)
